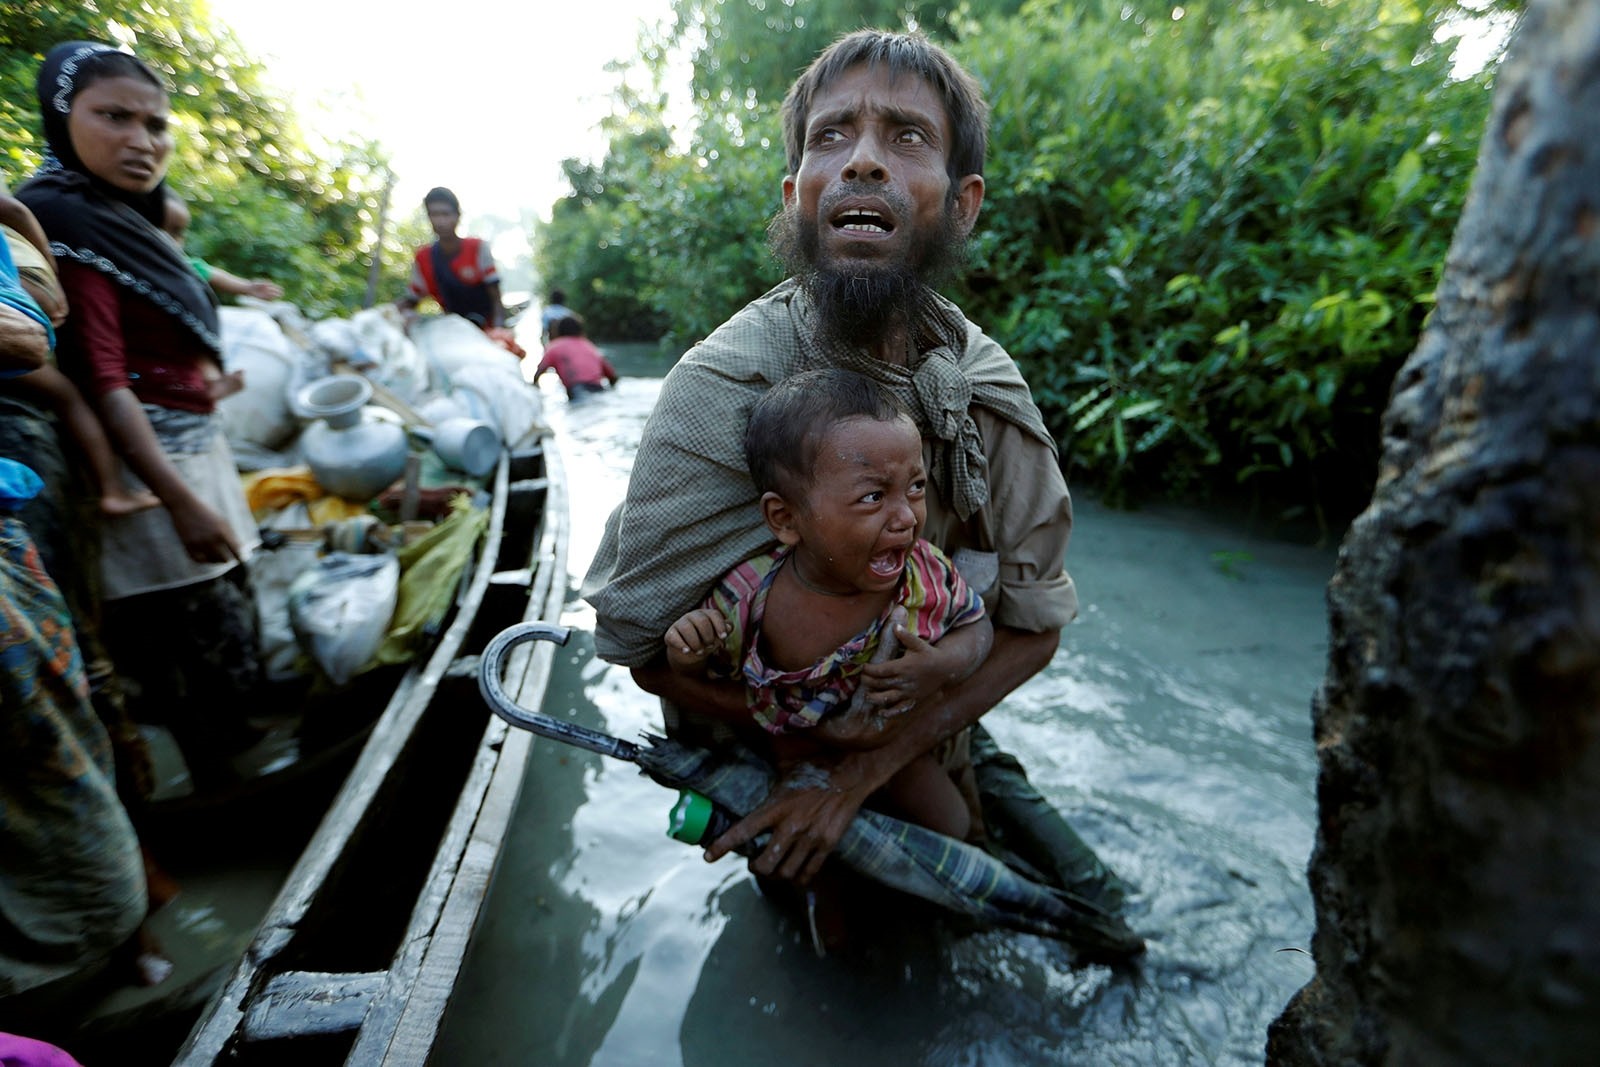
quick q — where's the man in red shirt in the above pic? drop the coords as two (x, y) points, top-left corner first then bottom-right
(533, 314), (619, 401)
(396, 187), (503, 331)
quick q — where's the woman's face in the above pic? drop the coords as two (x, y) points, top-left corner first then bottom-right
(66, 75), (172, 194)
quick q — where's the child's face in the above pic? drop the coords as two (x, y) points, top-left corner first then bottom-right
(785, 414), (927, 595)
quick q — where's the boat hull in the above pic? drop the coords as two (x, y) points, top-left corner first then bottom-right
(173, 438), (569, 1064)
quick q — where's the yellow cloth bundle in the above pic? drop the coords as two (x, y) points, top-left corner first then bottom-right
(242, 466), (370, 525)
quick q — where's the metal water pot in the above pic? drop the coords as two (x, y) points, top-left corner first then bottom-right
(297, 376), (409, 501)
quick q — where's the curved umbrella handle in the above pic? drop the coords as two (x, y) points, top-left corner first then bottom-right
(477, 622), (643, 763)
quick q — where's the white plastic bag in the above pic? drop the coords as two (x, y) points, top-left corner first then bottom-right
(251, 536), (323, 682)
(409, 314), (544, 446)
(349, 306), (432, 403)
(218, 306), (302, 450)
(448, 363), (546, 448)
(411, 314), (522, 380)
(287, 552), (400, 685)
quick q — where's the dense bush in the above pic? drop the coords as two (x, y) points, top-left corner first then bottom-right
(540, 0), (1504, 523)
(963, 0), (1494, 523)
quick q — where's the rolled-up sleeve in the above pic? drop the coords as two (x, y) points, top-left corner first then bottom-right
(974, 410), (1078, 632)
(583, 359), (777, 667)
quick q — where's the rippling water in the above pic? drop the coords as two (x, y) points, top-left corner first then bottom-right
(436, 347), (1337, 1066)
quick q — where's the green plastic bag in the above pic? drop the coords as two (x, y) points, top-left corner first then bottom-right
(374, 495), (489, 665)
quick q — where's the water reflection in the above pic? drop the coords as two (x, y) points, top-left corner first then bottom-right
(436, 349), (1334, 1065)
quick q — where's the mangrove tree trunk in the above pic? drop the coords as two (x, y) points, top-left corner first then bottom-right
(1267, 1), (1600, 1062)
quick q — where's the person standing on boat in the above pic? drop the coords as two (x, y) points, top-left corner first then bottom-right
(584, 30), (1131, 912)
(16, 41), (265, 793)
(532, 314), (619, 401)
(397, 187), (505, 332)
(0, 216), (147, 1011)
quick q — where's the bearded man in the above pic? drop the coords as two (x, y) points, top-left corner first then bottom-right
(583, 29), (1129, 914)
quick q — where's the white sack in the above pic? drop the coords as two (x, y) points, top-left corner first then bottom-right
(287, 552), (400, 686)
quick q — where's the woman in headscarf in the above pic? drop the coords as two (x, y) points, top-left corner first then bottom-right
(16, 42), (263, 791)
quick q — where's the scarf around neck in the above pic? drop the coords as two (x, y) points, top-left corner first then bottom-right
(16, 41), (220, 354)
(789, 284), (1054, 520)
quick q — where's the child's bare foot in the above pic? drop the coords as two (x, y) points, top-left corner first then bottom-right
(207, 368), (246, 402)
(101, 489), (162, 518)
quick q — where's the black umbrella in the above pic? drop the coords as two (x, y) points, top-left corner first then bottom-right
(479, 623), (1144, 958)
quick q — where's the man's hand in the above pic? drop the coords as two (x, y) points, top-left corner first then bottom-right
(809, 700), (908, 749)
(703, 756), (881, 885)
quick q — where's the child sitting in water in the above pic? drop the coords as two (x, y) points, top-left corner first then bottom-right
(663, 368), (993, 841)
(1, 184), (159, 518)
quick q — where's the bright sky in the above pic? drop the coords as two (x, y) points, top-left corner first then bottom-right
(205, 0), (683, 237)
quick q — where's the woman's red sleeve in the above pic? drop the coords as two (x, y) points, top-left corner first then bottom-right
(57, 261), (132, 398)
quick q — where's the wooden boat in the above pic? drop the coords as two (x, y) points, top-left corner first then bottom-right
(144, 434), (568, 1064)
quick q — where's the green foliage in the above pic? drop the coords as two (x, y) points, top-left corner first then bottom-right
(959, 0), (1493, 521)
(537, 0), (1505, 521)
(670, 0), (1026, 126)
(0, 0), (405, 319)
(533, 39), (791, 344)
(536, 116), (679, 342)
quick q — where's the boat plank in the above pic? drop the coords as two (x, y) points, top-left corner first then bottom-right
(241, 970), (385, 1041)
(364, 442), (569, 1063)
(344, 718), (515, 1062)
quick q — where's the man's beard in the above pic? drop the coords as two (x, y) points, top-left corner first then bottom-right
(767, 190), (968, 349)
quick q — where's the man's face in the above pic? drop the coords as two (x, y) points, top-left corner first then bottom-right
(783, 64), (981, 277)
(771, 63), (983, 343)
(427, 202), (461, 239)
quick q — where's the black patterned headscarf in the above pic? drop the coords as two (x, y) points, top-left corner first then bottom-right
(16, 41), (220, 353)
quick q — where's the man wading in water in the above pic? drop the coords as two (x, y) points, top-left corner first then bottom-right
(583, 29), (1133, 936)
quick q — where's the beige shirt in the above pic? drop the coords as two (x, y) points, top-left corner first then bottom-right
(582, 280), (1078, 667)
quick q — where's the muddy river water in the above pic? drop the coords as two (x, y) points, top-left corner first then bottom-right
(434, 346), (1339, 1066)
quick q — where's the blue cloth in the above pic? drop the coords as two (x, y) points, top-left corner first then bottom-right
(0, 459), (43, 511)
(0, 233), (54, 369)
